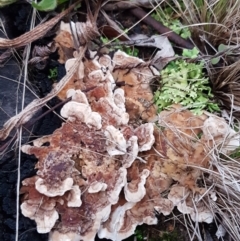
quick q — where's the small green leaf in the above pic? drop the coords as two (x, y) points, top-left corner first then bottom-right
(182, 47), (199, 58)
(211, 56), (220, 65)
(32, 0), (57, 11)
(218, 43), (228, 52)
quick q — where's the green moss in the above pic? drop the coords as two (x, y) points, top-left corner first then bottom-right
(154, 48), (220, 115)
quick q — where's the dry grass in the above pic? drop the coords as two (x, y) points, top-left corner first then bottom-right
(210, 60), (240, 117)
(164, 0), (240, 46)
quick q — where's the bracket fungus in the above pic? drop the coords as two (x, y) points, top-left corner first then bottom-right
(168, 185), (213, 223)
(20, 49), (234, 241)
(20, 50), (159, 241)
(124, 169), (150, 203)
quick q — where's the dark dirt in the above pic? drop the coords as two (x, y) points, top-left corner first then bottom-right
(0, 4), (62, 240)
(0, 58), (63, 241)
(0, 47), (63, 241)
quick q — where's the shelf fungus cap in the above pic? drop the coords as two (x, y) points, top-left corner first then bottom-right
(113, 88), (126, 111)
(107, 167), (127, 204)
(66, 89), (88, 104)
(49, 231), (81, 241)
(202, 115), (240, 152)
(98, 202), (136, 241)
(88, 181), (108, 193)
(35, 177), (74, 197)
(65, 57), (84, 79)
(60, 99), (102, 130)
(20, 176), (59, 233)
(113, 49), (144, 66)
(168, 185), (193, 214)
(21, 201), (59, 233)
(66, 185), (82, 207)
(124, 169), (150, 202)
(168, 185), (214, 224)
(134, 123), (155, 151)
(104, 125), (127, 156)
(122, 136), (139, 168)
(153, 197), (174, 216)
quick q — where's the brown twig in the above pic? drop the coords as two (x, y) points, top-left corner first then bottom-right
(0, 45), (87, 141)
(0, 97), (72, 156)
(0, 0), (81, 49)
(130, 7), (194, 50)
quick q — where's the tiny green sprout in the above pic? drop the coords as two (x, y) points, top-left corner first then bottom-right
(229, 147), (240, 159)
(135, 229), (144, 241)
(32, 0), (57, 11)
(100, 37), (109, 45)
(211, 43), (233, 65)
(124, 46), (139, 57)
(48, 67), (58, 80)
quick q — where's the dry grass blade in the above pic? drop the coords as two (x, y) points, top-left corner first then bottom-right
(205, 154), (240, 241)
(0, 46), (87, 141)
(0, 48), (11, 64)
(15, 5), (38, 241)
(0, 0), (81, 49)
(100, 9), (131, 40)
(210, 59), (240, 116)
(165, 0), (240, 47)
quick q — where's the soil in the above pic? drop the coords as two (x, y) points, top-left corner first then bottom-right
(0, 2), (223, 241)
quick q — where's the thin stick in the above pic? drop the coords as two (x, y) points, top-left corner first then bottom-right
(0, 45), (86, 141)
(15, 5), (37, 239)
(130, 7), (194, 49)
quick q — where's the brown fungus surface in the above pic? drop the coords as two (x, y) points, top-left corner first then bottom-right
(20, 51), (159, 241)
(20, 51), (224, 241)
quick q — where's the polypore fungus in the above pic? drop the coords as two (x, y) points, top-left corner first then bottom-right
(168, 185), (214, 223)
(20, 176), (60, 233)
(202, 115), (240, 153)
(104, 125), (127, 156)
(112, 50), (158, 122)
(20, 50), (159, 241)
(21, 50), (225, 241)
(124, 169), (150, 202)
(61, 90), (102, 129)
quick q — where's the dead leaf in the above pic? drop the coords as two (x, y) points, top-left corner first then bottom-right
(130, 34), (175, 69)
